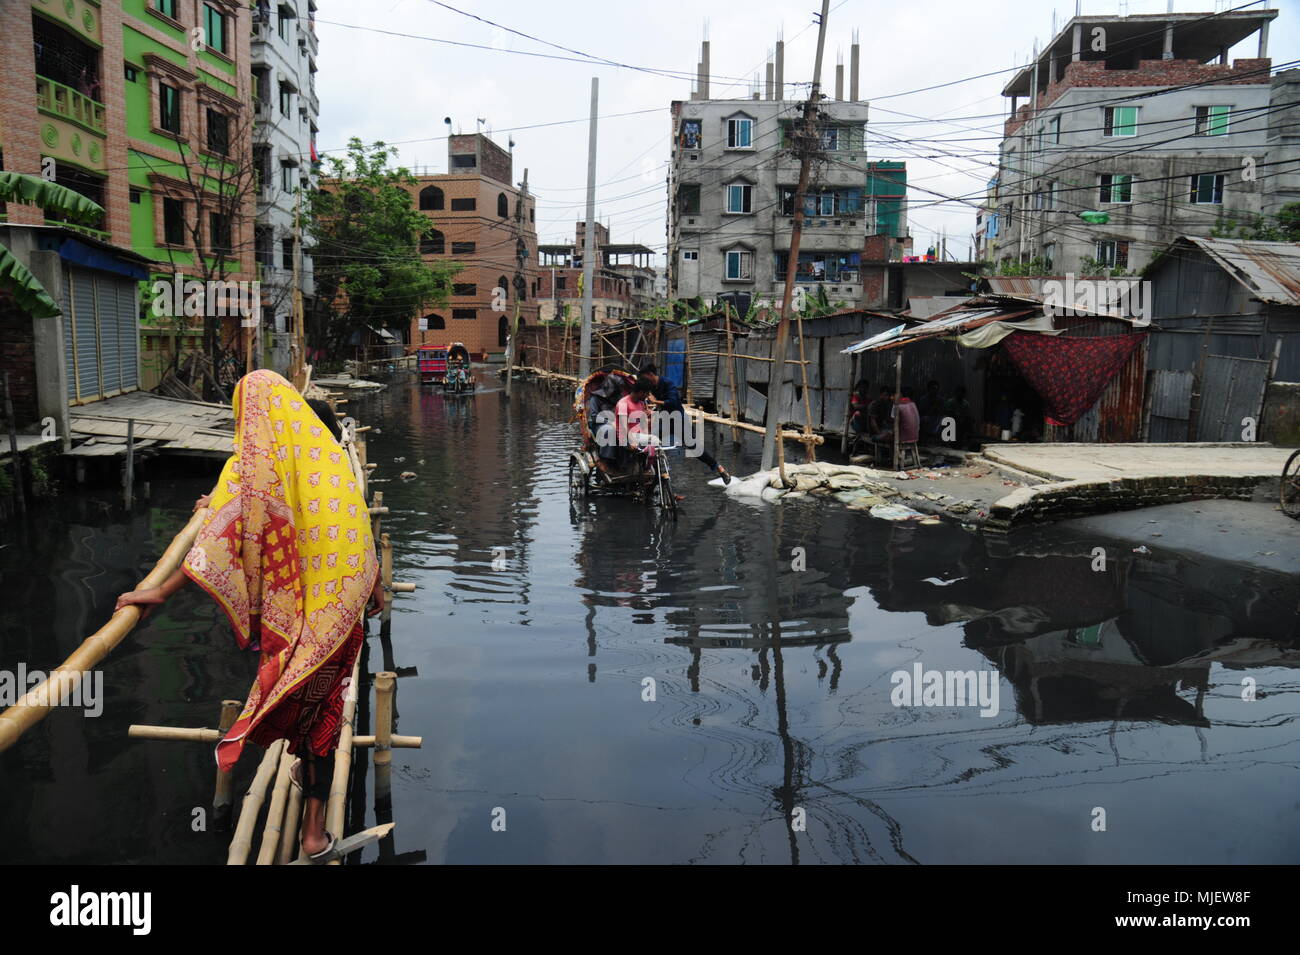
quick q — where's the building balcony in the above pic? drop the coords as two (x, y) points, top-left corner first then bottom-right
(36, 76), (106, 136)
(299, 23), (319, 57)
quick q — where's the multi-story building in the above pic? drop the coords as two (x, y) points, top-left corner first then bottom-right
(250, 0), (319, 374)
(991, 8), (1295, 274)
(407, 134), (538, 357)
(668, 38), (871, 311)
(0, 0), (255, 389)
(537, 222), (656, 324)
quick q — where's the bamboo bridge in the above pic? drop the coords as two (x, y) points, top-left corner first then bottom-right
(0, 375), (418, 865)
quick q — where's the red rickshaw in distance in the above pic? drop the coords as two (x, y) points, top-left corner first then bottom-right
(417, 345), (448, 386)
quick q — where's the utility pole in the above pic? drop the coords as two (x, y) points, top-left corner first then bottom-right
(291, 188), (306, 390)
(506, 168), (529, 397)
(579, 77), (599, 380)
(761, 0), (831, 475)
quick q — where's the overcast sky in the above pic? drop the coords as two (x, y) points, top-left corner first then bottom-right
(314, 0), (1300, 263)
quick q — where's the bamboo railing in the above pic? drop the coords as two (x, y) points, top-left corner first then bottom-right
(10, 387), (419, 864)
(0, 508), (209, 753)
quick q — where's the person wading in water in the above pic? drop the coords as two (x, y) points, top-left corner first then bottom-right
(116, 370), (383, 863)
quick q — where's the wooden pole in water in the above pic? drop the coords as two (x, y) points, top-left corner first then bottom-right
(212, 699), (241, 829)
(724, 308), (741, 445)
(0, 508), (207, 753)
(3, 372), (25, 519)
(380, 532), (392, 623)
(892, 350), (902, 471)
(256, 747), (295, 865)
(226, 738), (285, 865)
(124, 418), (135, 507)
(373, 671), (395, 812)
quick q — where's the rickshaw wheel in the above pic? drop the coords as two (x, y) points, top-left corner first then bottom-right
(654, 457), (677, 518)
(1282, 449), (1300, 519)
(568, 457), (589, 499)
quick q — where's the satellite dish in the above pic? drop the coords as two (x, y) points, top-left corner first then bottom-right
(443, 117), (452, 125)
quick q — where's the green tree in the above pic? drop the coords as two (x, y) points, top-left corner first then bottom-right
(0, 172), (103, 318)
(305, 139), (458, 356)
(1211, 201), (1300, 242)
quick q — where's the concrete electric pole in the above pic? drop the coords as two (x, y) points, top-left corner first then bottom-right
(761, 0), (832, 475)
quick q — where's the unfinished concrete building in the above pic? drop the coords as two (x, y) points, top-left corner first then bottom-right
(991, 8), (1296, 275)
(668, 35), (870, 313)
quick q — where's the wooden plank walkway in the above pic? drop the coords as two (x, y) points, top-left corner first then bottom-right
(68, 391), (234, 458)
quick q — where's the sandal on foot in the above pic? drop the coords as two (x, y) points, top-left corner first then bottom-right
(307, 831), (337, 863)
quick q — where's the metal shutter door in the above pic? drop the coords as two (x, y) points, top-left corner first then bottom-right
(97, 273), (122, 396)
(118, 280), (139, 392)
(70, 267), (103, 402)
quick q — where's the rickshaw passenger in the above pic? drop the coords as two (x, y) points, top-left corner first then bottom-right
(617, 378), (657, 455)
(586, 375), (621, 475)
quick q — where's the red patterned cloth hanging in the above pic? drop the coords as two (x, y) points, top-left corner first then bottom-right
(1001, 332), (1146, 426)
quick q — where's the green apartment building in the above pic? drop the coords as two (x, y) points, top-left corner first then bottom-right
(1, 0), (255, 392)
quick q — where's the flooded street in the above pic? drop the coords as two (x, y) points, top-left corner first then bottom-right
(2, 373), (1298, 864)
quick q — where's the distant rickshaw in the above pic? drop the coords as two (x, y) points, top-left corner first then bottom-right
(568, 368), (677, 516)
(417, 345), (448, 386)
(444, 342), (473, 395)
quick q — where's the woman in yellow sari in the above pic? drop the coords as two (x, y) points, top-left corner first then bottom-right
(116, 370), (382, 861)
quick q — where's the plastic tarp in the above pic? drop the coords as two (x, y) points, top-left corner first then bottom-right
(955, 313), (1061, 348)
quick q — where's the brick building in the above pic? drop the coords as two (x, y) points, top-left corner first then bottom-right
(537, 222), (655, 325)
(407, 134), (538, 358)
(0, 0), (256, 391)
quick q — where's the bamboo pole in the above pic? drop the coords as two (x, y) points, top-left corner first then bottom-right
(682, 319), (694, 405)
(129, 725), (221, 742)
(353, 734), (422, 748)
(256, 748), (296, 865)
(380, 533), (392, 623)
(371, 490), (383, 544)
(691, 406), (823, 444)
(373, 671), (395, 812)
(0, 508), (208, 753)
(323, 655), (360, 862)
(212, 698), (241, 828)
(276, 772), (303, 865)
(841, 352), (859, 456)
(124, 418), (135, 507)
(391, 582), (416, 593)
(724, 309), (741, 445)
(893, 351), (902, 471)
(793, 313), (817, 463)
(226, 738), (286, 865)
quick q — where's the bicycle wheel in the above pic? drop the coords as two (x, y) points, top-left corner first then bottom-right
(568, 456), (589, 500)
(656, 457), (677, 517)
(1282, 449), (1300, 519)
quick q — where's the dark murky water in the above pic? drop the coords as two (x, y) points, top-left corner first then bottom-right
(2, 371), (1298, 864)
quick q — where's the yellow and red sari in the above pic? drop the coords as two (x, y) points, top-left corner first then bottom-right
(183, 370), (379, 772)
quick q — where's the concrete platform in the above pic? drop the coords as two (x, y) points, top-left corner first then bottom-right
(983, 442), (1295, 532)
(983, 442), (1293, 483)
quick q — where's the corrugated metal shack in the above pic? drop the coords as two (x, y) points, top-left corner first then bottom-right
(842, 295), (1149, 444)
(1145, 237), (1300, 441)
(714, 310), (971, 433)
